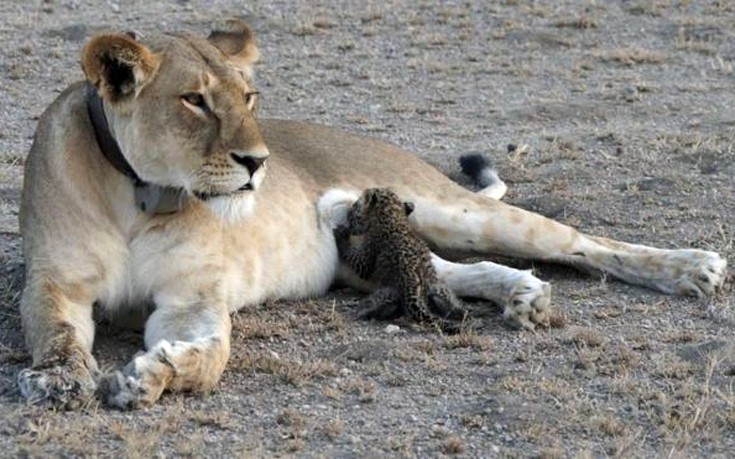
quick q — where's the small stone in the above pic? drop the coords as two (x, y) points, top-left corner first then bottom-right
(385, 324), (400, 334)
(491, 445), (500, 453)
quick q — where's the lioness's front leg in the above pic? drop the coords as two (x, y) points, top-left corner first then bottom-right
(104, 292), (231, 409)
(17, 277), (99, 409)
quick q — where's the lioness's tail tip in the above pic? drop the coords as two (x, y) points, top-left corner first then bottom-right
(459, 153), (499, 188)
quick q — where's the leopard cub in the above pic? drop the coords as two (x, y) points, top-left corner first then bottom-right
(334, 188), (469, 332)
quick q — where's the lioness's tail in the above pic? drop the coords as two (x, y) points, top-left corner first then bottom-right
(459, 153), (507, 200)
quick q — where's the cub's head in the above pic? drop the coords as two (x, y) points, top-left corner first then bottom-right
(81, 20), (267, 217)
(347, 188), (415, 231)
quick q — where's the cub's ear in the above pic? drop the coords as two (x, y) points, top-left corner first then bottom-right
(363, 189), (379, 209)
(403, 202), (415, 216)
(208, 19), (260, 75)
(81, 34), (158, 103)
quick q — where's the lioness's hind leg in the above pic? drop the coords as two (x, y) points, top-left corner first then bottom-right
(415, 194), (726, 298)
(431, 254), (551, 329)
(104, 300), (231, 409)
(17, 279), (99, 409)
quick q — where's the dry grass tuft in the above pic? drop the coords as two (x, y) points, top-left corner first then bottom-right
(459, 413), (485, 429)
(601, 47), (667, 66)
(444, 331), (493, 351)
(547, 310), (568, 328)
(232, 350), (337, 386)
(570, 327), (606, 348)
(441, 435), (466, 455)
(592, 415), (626, 437)
(554, 16), (597, 29)
(277, 408), (305, 428)
(109, 421), (163, 459)
(188, 410), (233, 430)
(319, 419), (344, 440)
(232, 315), (291, 340)
(338, 376), (378, 403)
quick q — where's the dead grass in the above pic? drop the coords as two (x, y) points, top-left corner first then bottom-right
(554, 16), (597, 29)
(109, 420), (164, 459)
(319, 419), (344, 440)
(444, 330), (493, 351)
(277, 408), (306, 428)
(231, 350), (337, 386)
(337, 376), (378, 403)
(232, 315), (291, 340)
(188, 410), (233, 430)
(600, 47), (667, 66)
(569, 327), (606, 348)
(441, 435), (466, 455)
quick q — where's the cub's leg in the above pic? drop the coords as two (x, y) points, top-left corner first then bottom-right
(356, 287), (403, 320)
(17, 278), (99, 409)
(104, 294), (231, 409)
(426, 283), (470, 321)
(414, 194), (726, 298)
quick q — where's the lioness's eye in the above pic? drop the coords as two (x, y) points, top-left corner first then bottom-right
(181, 93), (208, 111)
(244, 91), (259, 108)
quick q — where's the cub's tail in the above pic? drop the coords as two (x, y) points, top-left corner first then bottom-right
(459, 153), (507, 200)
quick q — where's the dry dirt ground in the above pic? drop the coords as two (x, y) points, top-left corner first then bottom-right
(1, 0), (734, 457)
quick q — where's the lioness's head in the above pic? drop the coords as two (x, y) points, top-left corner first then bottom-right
(81, 19), (268, 217)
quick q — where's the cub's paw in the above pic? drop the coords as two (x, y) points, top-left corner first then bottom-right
(503, 276), (551, 330)
(18, 362), (98, 410)
(669, 250), (727, 298)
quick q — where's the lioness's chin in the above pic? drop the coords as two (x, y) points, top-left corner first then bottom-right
(204, 193), (256, 223)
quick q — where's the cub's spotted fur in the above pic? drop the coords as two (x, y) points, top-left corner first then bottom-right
(335, 188), (469, 331)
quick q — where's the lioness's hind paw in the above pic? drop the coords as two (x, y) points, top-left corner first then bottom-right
(503, 277), (551, 330)
(674, 250), (727, 298)
(18, 365), (97, 409)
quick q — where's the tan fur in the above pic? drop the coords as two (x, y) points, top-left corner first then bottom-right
(18, 21), (727, 409)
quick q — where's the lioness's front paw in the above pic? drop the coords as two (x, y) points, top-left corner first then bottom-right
(103, 356), (167, 410)
(18, 363), (98, 409)
(670, 250), (727, 298)
(503, 276), (551, 330)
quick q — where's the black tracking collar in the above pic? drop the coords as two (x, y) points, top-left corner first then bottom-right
(85, 82), (188, 214)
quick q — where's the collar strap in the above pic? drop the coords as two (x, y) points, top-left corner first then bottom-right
(85, 83), (188, 214)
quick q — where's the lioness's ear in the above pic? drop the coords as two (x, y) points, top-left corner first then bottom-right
(82, 34), (158, 103)
(208, 19), (260, 74)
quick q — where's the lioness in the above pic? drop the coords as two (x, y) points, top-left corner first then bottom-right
(18, 20), (726, 409)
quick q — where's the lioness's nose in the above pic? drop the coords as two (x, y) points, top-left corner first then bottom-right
(230, 151), (267, 176)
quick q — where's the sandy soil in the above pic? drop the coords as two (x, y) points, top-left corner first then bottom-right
(1, 0), (734, 457)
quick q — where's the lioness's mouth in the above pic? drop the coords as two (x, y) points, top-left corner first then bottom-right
(194, 184), (254, 201)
